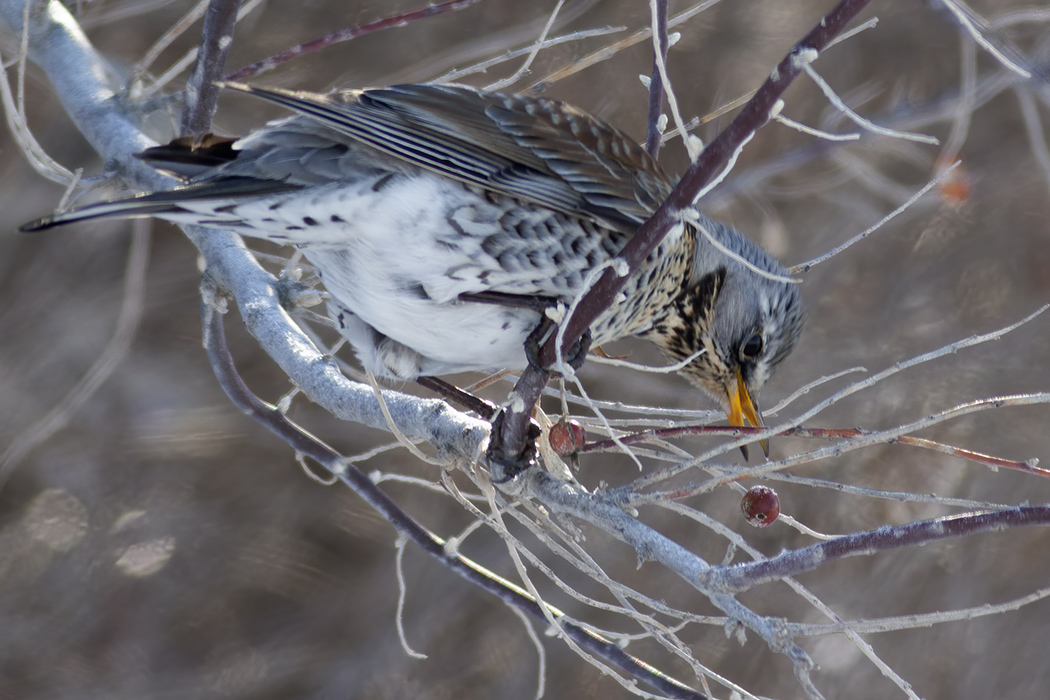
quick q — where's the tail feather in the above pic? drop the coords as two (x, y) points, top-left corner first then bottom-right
(20, 177), (301, 232)
(135, 133), (240, 178)
(20, 195), (183, 232)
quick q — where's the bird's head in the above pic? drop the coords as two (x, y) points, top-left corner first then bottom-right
(663, 216), (806, 457)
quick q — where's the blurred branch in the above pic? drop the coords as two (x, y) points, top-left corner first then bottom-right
(223, 0), (481, 82)
(132, 0), (208, 78)
(936, 0), (1033, 78)
(0, 220), (150, 489)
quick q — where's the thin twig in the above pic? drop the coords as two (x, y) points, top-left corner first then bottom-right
(0, 3), (75, 184)
(492, 0), (877, 468)
(788, 586), (1050, 636)
(803, 64), (940, 145)
(583, 423), (1042, 476)
(526, 0), (721, 92)
(792, 163), (959, 273)
(198, 278), (708, 700)
(484, 0), (564, 91)
(644, 0), (669, 158)
(223, 0), (481, 81)
(180, 0), (242, 139)
(626, 306), (1050, 489)
(699, 506), (1050, 593)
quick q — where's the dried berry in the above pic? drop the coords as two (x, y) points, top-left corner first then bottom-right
(549, 420), (586, 456)
(741, 485), (780, 528)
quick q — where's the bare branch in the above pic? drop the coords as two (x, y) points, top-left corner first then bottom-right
(643, 0), (669, 158)
(180, 0), (243, 139)
(223, 0), (481, 82)
(492, 0), (877, 468)
(700, 506), (1050, 594)
(199, 278), (709, 700)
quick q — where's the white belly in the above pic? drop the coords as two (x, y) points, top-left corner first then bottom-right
(188, 173), (580, 378)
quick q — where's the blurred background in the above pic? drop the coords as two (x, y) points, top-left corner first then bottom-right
(1, 0), (1049, 698)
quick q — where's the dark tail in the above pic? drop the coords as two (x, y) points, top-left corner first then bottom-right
(20, 177), (301, 232)
(134, 133), (240, 178)
(20, 194), (188, 232)
(20, 129), (304, 232)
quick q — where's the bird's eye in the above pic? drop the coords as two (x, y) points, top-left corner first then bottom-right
(740, 333), (763, 361)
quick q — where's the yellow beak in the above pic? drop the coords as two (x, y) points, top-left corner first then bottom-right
(726, 368), (769, 459)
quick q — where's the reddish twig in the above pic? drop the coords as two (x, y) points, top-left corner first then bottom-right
(698, 506), (1050, 593)
(582, 425), (1045, 477)
(223, 0), (481, 81)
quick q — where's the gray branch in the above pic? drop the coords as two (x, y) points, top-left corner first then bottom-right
(2, 0), (489, 458)
(3, 0), (823, 692)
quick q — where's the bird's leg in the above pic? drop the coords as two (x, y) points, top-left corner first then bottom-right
(417, 375), (544, 482)
(458, 290), (559, 311)
(562, 329), (593, 371)
(459, 290), (592, 374)
(522, 319), (592, 373)
(415, 376), (499, 419)
(457, 290), (590, 480)
(486, 407), (542, 483)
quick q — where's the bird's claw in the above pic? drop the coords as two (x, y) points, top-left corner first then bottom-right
(524, 321), (592, 374)
(486, 410), (541, 483)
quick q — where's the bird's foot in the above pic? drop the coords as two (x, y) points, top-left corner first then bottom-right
(524, 321), (592, 374)
(562, 329), (592, 372)
(486, 409), (541, 483)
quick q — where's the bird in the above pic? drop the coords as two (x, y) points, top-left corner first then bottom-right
(22, 82), (806, 452)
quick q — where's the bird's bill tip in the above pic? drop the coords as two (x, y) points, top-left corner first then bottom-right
(725, 369), (768, 459)
(725, 368), (762, 428)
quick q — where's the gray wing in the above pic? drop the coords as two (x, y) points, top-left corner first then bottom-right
(23, 82), (675, 236)
(220, 82), (674, 235)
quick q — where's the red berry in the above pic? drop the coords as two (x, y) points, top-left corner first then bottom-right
(549, 420), (586, 456)
(741, 485), (780, 528)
